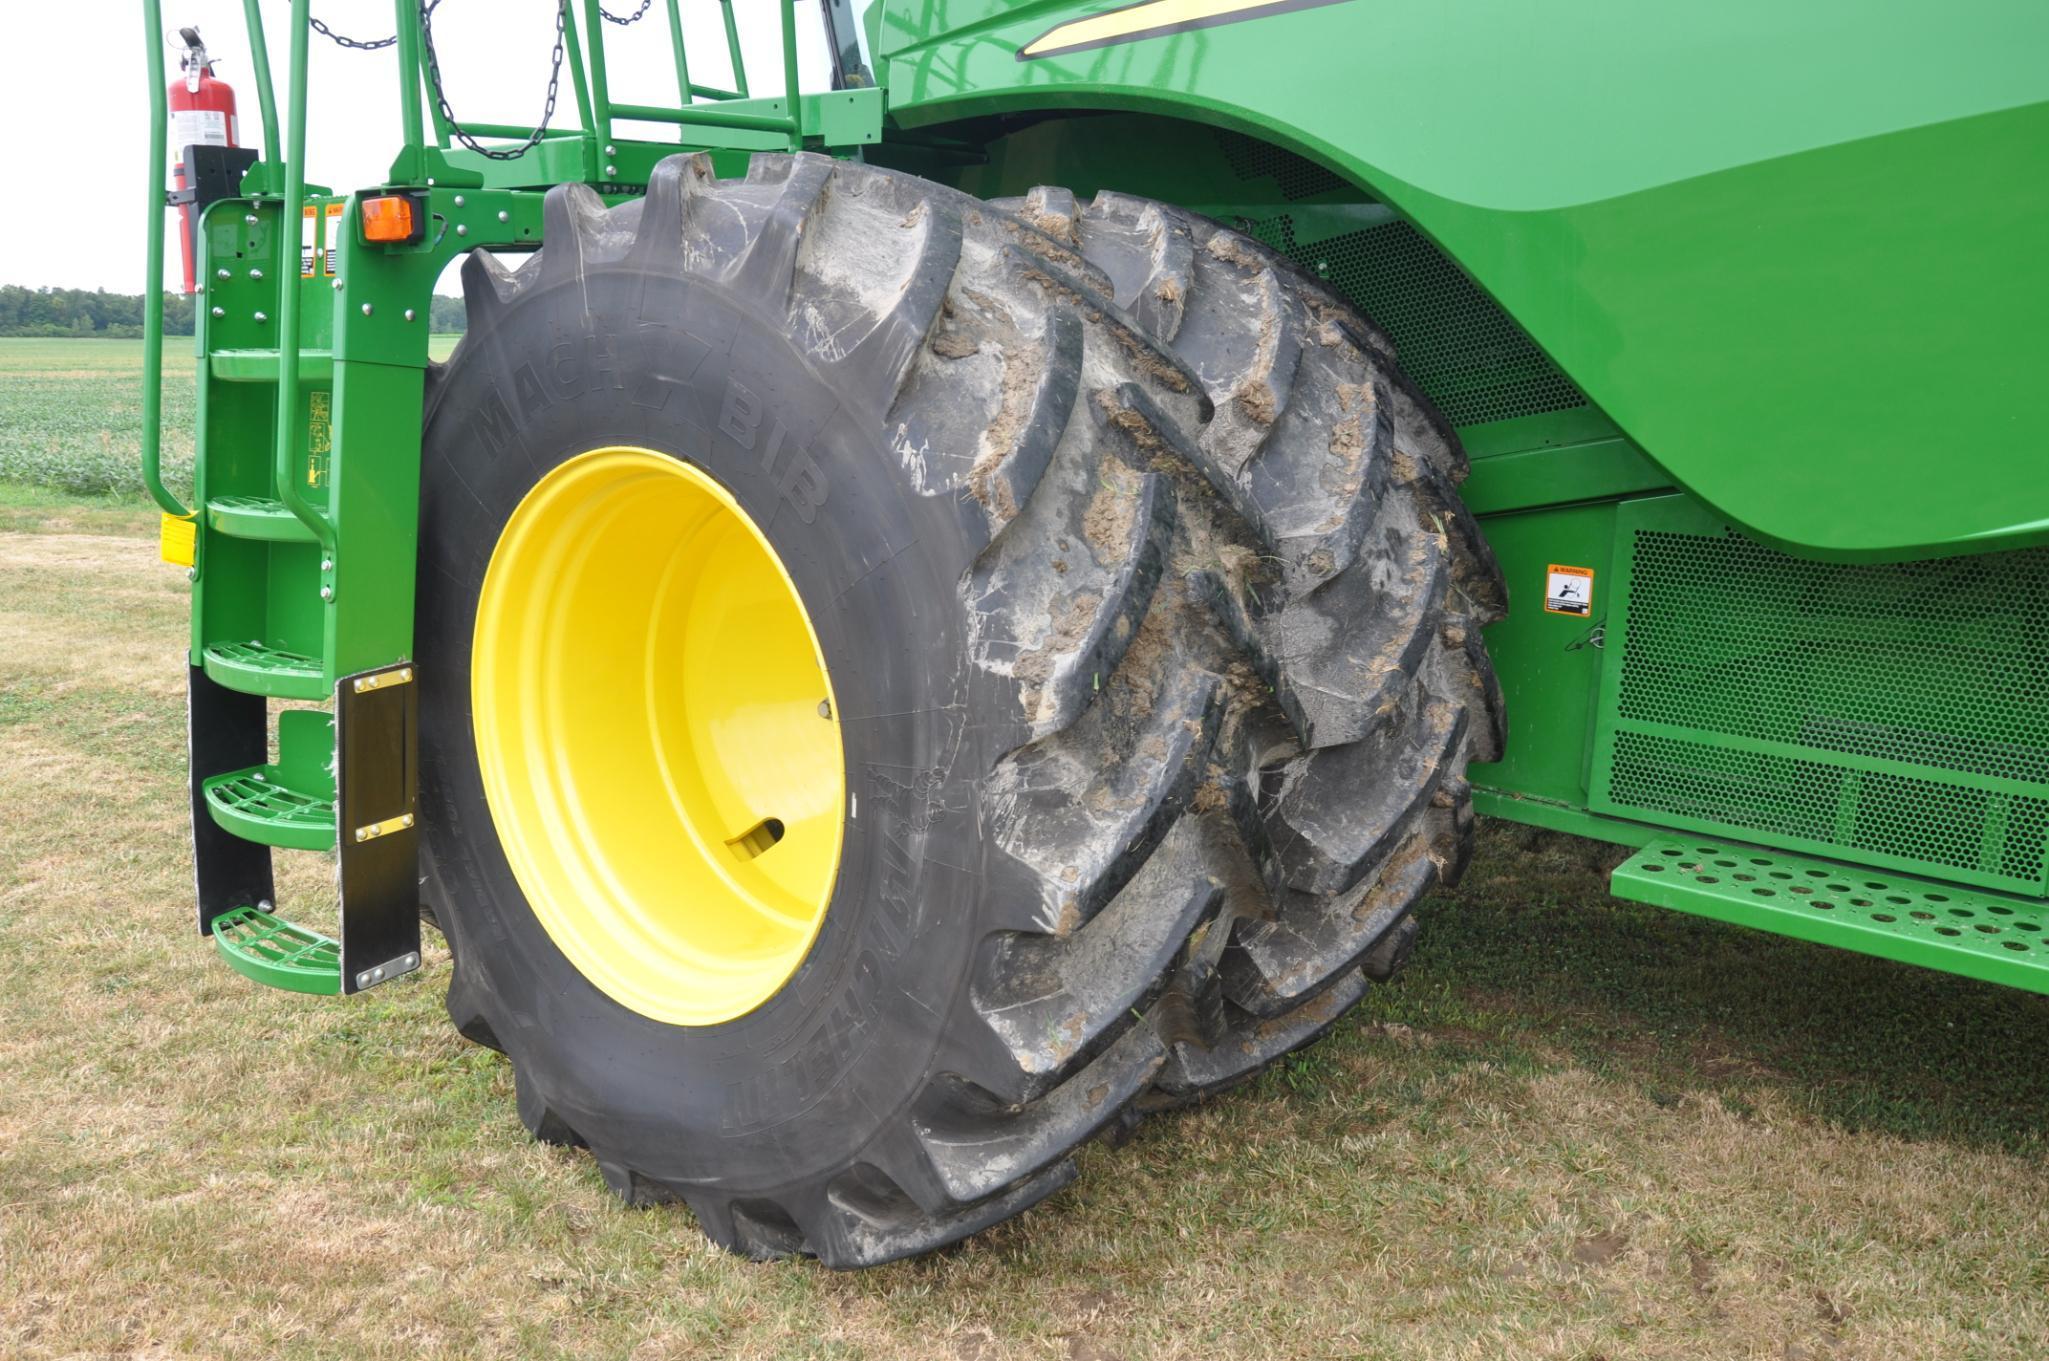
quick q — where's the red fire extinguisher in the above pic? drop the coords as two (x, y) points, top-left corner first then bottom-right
(168, 27), (240, 295)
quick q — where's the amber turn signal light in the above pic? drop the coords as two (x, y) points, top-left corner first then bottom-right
(360, 195), (420, 245)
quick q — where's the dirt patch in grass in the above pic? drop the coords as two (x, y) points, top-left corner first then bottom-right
(2, 526), (2048, 1359)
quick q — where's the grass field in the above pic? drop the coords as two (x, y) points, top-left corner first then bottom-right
(0, 337), (461, 501)
(4, 340), (2049, 1359)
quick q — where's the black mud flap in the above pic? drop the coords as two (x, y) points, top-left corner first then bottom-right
(189, 663), (275, 934)
(336, 664), (422, 994)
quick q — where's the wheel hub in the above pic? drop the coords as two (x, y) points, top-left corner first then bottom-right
(471, 447), (844, 1026)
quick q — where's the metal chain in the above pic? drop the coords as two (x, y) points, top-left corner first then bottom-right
(600, 0), (652, 23)
(419, 0), (568, 161)
(306, 9), (397, 50)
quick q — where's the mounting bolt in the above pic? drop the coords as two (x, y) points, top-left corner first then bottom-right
(456, 223), (468, 237)
(320, 557), (333, 572)
(453, 194), (466, 207)
(210, 306), (225, 318)
(253, 311), (268, 324)
(320, 585), (334, 601)
(605, 145), (617, 156)
(332, 279), (344, 292)
(244, 213), (258, 225)
(404, 308), (416, 322)
(497, 210), (510, 223)
(361, 302), (374, 316)
(186, 567), (198, 582)
(216, 267), (231, 281)
(426, 177), (436, 187)
(605, 164), (618, 178)
(249, 267), (264, 281)
(818, 699), (831, 719)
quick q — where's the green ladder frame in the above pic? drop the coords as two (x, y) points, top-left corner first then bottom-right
(140, 0), (876, 993)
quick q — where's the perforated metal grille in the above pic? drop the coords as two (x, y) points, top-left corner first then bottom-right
(1609, 732), (2049, 888)
(1211, 129), (1346, 202)
(1251, 215), (1589, 429)
(1600, 524), (2049, 895)
(1620, 531), (2049, 782)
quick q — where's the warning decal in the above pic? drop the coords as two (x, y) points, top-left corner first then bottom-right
(324, 202), (344, 277)
(1544, 564), (1594, 616)
(306, 390), (332, 491)
(300, 205), (318, 278)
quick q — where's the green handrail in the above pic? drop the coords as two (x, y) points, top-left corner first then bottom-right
(780, 0), (799, 147)
(240, 0), (283, 167)
(780, 1), (799, 110)
(272, 0), (334, 552)
(721, 0), (748, 98)
(392, 0), (426, 162)
(140, 0), (191, 520)
(559, 3), (601, 172)
(581, 1), (617, 165)
(664, 0), (693, 123)
(611, 101), (796, 135)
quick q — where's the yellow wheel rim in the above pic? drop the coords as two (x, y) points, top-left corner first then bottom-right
(472, 447), (845, 1026)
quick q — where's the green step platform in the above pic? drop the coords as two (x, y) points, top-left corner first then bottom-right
(201, 640), (326, 700)
(1613, 837), (2049, 994)
(210, 905), (342, 995)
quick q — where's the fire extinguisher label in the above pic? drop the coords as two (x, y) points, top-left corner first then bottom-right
(170, 108), (231, 151)
(301, 206), (319, 279)
(324, 203), (345, 277)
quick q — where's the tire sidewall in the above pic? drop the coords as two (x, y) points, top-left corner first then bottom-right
(417, 265), (1004, 1190)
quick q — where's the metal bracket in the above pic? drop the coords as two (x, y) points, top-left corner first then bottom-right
(354, 949), (422, 992)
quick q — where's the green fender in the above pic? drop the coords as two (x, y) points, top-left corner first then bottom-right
(871, 0), (2049, 560)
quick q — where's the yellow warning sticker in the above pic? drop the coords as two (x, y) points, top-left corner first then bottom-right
(1544, 563), (1594, 616)
(306, 390), (333, 490)
(324, 202), (344, 276)
(160, 512), (196, 568)
(300, 204), (319, 278)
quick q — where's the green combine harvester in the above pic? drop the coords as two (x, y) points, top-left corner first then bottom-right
(140, 0), (2049, 1265)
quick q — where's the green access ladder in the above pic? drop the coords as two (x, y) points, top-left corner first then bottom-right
(142, 0), (879, 994)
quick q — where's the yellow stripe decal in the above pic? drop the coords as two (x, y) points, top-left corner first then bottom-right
(1019, 0), (1354, 61)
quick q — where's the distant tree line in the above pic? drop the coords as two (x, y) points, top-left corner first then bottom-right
(0, 285), (470, 337)
(0, 286), (196, 338)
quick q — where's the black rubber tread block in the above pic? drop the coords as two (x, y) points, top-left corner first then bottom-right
(1259, 692), (1467, 896)
(915, 1018), (1168, 1205)
(1198, 495), (1450, 750)
(966, 451), (1175, 738)
(1222, 834), (1443, 1018)
(982, 657), (1224, 935)
(1153, 968), (1372, 1102)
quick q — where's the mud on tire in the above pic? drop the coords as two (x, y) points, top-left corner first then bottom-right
(416, 153), (1506, 1267)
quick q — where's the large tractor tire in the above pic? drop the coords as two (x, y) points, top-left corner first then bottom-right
(416, 152), (1505, 1267)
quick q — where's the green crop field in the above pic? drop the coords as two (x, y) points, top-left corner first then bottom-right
(0, 336), (461, 501)
(4, 343), (2049, 1358)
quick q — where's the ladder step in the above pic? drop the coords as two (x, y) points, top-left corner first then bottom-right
(206, 495), (319, 542)
(202, 640), (326, 700)
(203, 764), (337, 851)
(210, 348), (334, 384)
(211, 905), (341, 995)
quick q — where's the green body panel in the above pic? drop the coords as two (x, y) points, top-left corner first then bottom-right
(871, 0), (2049, 560)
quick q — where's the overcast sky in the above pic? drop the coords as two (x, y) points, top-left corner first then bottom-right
(0, 2), (835, 293)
